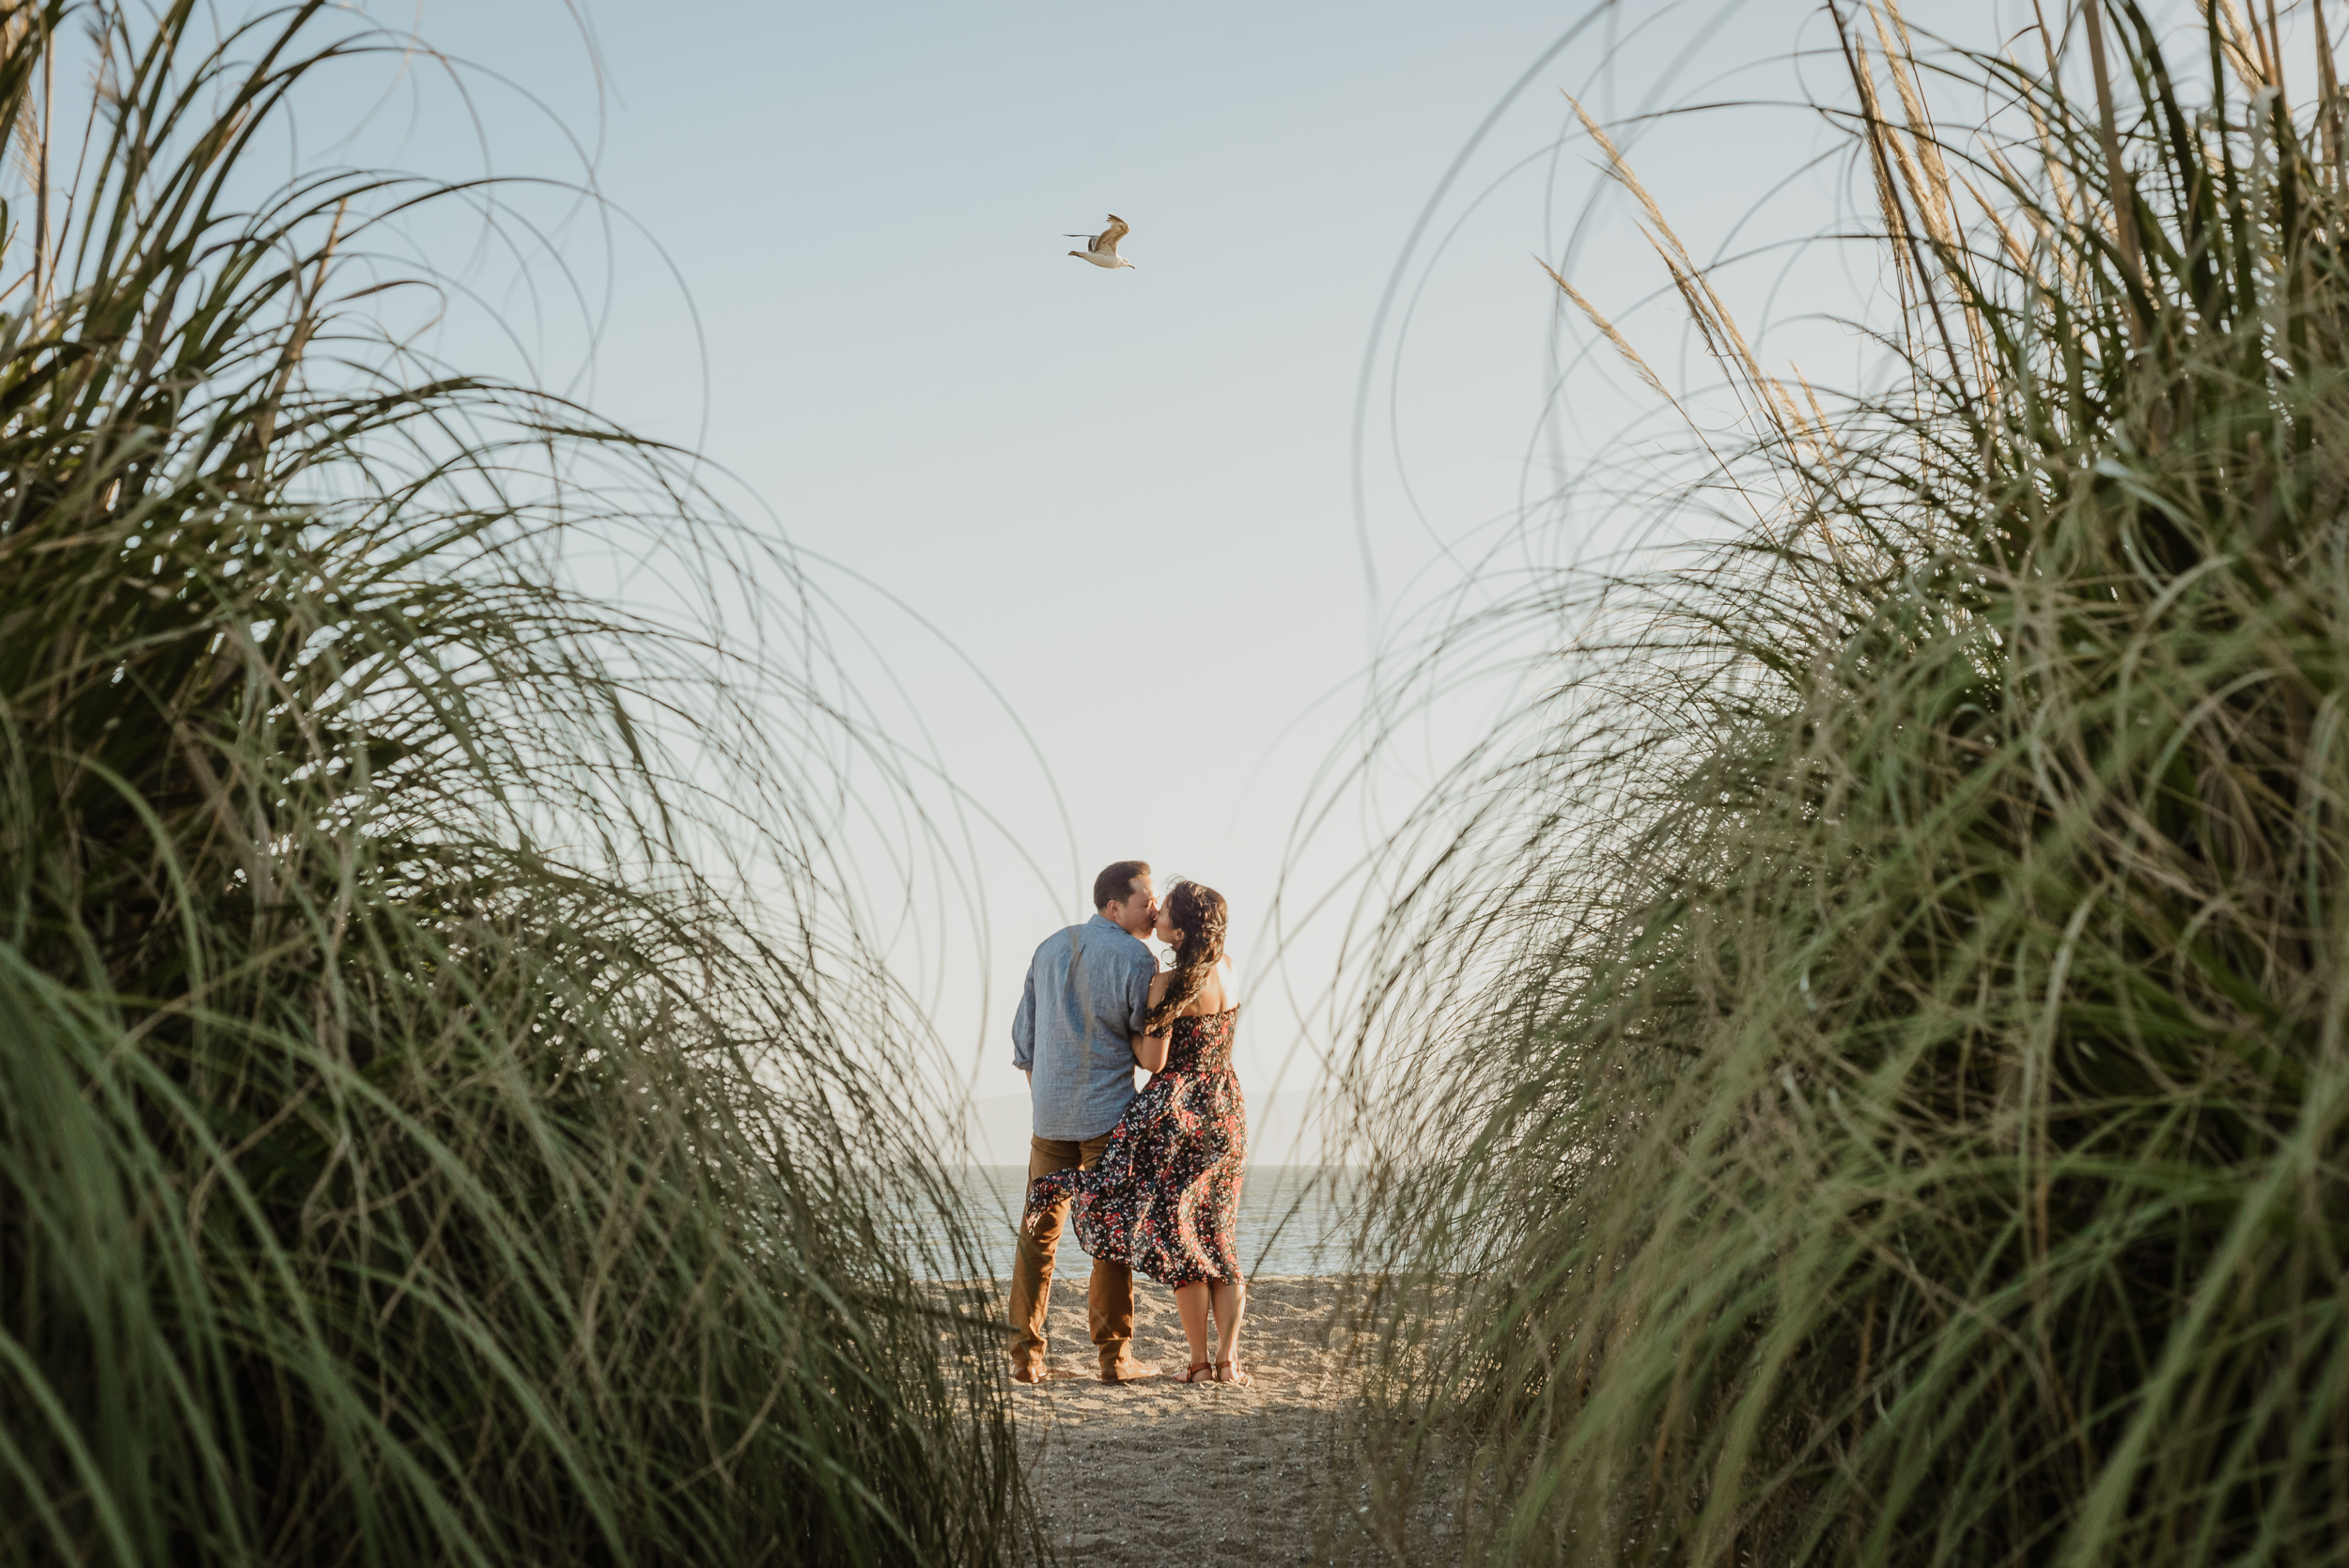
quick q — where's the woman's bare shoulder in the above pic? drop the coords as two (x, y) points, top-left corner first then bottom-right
(1147, 969), (1172, 1004)
(1205, 955), (1239, 1013)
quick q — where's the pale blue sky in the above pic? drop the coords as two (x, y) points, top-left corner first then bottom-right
(339, 0), (2082, 1155)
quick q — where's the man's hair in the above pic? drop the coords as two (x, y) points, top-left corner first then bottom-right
(1093, 860), (1151, 912)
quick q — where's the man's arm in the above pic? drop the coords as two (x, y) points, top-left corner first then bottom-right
(1124, 949), (1155, 1036)
(1128, 959), (1169, 1071)
(1012, 965), (1037, 1073)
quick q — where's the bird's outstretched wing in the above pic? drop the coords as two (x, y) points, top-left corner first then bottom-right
(1097, 214), (1129, 248)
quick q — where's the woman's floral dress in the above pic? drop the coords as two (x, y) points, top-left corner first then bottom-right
(1023, 1006), (1247, 1286)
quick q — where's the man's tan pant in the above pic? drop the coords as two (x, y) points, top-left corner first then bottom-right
(1008, 1131), (1135, 1374)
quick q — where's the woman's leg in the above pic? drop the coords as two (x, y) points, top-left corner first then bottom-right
(1173, 1281), (1212, 1374)
(1208, 1279), (1247, 1375)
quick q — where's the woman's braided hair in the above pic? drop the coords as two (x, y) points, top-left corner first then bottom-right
(1143, 880), (1229, 1032)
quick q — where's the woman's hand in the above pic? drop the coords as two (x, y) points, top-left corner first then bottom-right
(1130, 1031), (1169, 1073)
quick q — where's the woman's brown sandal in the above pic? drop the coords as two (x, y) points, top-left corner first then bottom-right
(1215, 1360), (1252, 1387)
(1177, 1360), (1215, 1384)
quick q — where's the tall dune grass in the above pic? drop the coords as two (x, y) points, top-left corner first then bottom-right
(0, 4), (1027, 1563)
(1334, 4), (2349, 1563)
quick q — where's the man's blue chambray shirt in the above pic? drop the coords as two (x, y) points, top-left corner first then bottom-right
(1011, 913), (1159, 1141)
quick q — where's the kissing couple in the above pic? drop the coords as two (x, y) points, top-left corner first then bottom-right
(1008, 861), (1250, 1387)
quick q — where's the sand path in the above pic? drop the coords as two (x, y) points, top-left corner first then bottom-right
(1006, 1276), (1387, 1566)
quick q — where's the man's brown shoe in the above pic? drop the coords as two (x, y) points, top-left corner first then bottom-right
(1099, 1357), (1160, 1384)
(1010, 1363), (1048, 1385)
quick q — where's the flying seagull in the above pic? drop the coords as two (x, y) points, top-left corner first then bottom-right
(1066, 214), (1136, 270)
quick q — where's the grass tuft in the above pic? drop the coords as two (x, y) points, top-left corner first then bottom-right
(0, 5), (1027, 1564)
(1335, 6), (2349, 1564)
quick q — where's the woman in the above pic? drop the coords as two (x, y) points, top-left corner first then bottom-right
(1023, 879), (1250, 1385)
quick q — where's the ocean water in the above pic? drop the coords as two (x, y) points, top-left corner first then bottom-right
(945, 1164), (1364, 1280)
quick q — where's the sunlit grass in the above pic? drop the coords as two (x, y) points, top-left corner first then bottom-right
(0, 4), (1029, 1563)
(1333, 5), (2349, 1563)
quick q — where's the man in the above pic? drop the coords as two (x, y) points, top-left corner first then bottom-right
(1008, 860), (1163, 1384)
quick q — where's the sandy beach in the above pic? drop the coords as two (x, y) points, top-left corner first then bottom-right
(998, 1275), (1432, 1567)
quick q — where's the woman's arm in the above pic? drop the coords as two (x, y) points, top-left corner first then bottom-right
(1131, 971), (1172, 1072)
